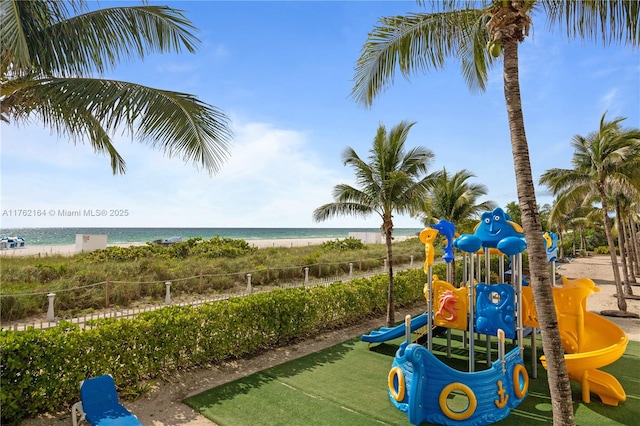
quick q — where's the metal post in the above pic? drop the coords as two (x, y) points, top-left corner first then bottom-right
(486, 334), (491, 366)
(405, 315), (412, 345)
(517, 253), (524, 359)
(485, 247), (491, 284)
(427, 265), (433, 351)
(246, 274), (252, 293)
(531, 327), (538, 378)
(463, 253), (468, 287)
(468, 251), (475, 372)
(498, 329), (506, 373)
(165, 281), (171, 305)
(46, 293), (56, 322)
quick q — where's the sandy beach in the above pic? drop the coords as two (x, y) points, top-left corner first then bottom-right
(19, 255), (640, 425)
(0, 236), (414, 258)
(0, 240), (331, 257)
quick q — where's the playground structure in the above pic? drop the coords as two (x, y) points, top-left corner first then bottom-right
(362, 207), (629, 425)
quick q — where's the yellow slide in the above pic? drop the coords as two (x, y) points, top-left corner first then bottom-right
(539, 277), (629, 406)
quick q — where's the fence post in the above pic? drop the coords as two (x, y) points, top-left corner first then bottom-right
(349, 262), (353, 278)
(46, 293), (56, 322)
(304, 267), (309, 286)
(384, 258), (388, 273)
(199, 272), (203, 293)
(410, 255), (414, 268)
(246, 274), (252, 293)
(165, 281), (171, 305)
(105, 279), (110, 308)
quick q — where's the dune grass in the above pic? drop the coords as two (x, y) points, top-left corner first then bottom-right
(0, 238), (425, 321)
(185, 331), (639, 425)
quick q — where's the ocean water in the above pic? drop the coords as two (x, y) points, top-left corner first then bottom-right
(0, 227), (422, 246)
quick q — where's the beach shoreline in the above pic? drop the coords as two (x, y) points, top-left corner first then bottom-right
(0, 236), (413, 257)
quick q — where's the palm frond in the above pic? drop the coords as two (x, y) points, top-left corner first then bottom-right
(414, 167), (494, 225)
(6, 1), (200, 77)
(7, 77), (231, 174)
(543, 0), (640, 46)
(351, 8), (488, 106)
(312, 201), (376, 222)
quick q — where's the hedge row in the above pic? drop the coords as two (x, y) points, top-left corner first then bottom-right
(0, 269), (426, 424)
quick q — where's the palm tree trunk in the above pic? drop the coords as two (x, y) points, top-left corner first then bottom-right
(384, 228), (395, 327)
(633, 217), (640, 272)
(599, 188), (627, 311)
(622, 220), (638, 284)
(622, 215), (638, 284)
(502, 38), (575, 425)
(615, 197), (632, 294)
(629, 216), (640, 277)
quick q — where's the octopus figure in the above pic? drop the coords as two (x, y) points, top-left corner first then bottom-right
(473, 207), (525, 249)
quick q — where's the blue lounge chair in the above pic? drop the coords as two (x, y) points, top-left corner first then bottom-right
(71, 374), (142, 426)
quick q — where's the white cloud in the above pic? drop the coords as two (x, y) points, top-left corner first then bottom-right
(1, 119), (404, 228)
(211, 43), (229, 59)
(600, 88), (619, 111)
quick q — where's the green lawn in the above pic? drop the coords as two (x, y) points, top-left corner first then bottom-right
(185, 331), (639, 425)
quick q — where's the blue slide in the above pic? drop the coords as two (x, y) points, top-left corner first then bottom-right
(361, 313), (429, 343)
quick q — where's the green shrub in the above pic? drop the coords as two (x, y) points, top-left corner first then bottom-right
(0, 270), (424, 424)
(594, 246), (609, 254)
(0, 238), (422, 321)
(320, 237), (366, 251)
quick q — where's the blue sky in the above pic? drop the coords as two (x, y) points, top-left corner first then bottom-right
(1, 1), (638, 229)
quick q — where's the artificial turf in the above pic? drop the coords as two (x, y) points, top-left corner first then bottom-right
(184, 330), (639, 425)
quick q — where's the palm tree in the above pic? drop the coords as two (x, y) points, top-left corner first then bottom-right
(547, 199), (593, 259)
(1, 0), (231, 174)
(505, 201), (522, 226)
(350, 1), (638, 423)
(414, 167), (496, 284)
(614, 182), (640, 286)
(614, 194), (634, 291)
(540, 113), (640, 313)
(507, 200), (552, 232)
(313, 121), (438, 327)
(625, 181), (640, 278)
(417, 167), (496, 225)
(538, 203), (552, 233)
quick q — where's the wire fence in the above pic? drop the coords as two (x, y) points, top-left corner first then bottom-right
(2, 258), (420, 332)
